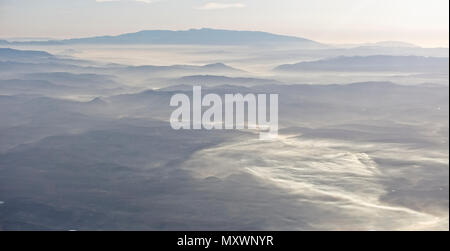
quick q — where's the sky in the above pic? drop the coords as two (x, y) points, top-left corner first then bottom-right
(0, 0), (448, 47)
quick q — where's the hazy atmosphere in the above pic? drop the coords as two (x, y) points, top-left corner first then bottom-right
(1, 0), (449, 47)
(0, 0), (448, 231)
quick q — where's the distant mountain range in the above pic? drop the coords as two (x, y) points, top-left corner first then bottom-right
(0, 28), (325, 47)
(336, 41), (420, 49)
(274, 55), (450, 73)
(2, 29), (445, 51)
(0, 47), (53, 59)
(167, 75), (282, 87)
(0, 48), (246, 76)
(359, 41), (419, 48)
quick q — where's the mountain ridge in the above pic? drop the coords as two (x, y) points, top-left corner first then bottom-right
(3, 28), (325, 47)
(274, 55), (450, 72)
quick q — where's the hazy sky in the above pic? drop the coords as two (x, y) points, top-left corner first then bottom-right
(0, 0), (448, 47)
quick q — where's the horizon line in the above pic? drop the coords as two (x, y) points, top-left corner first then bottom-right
(1, 28), (449, 49)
